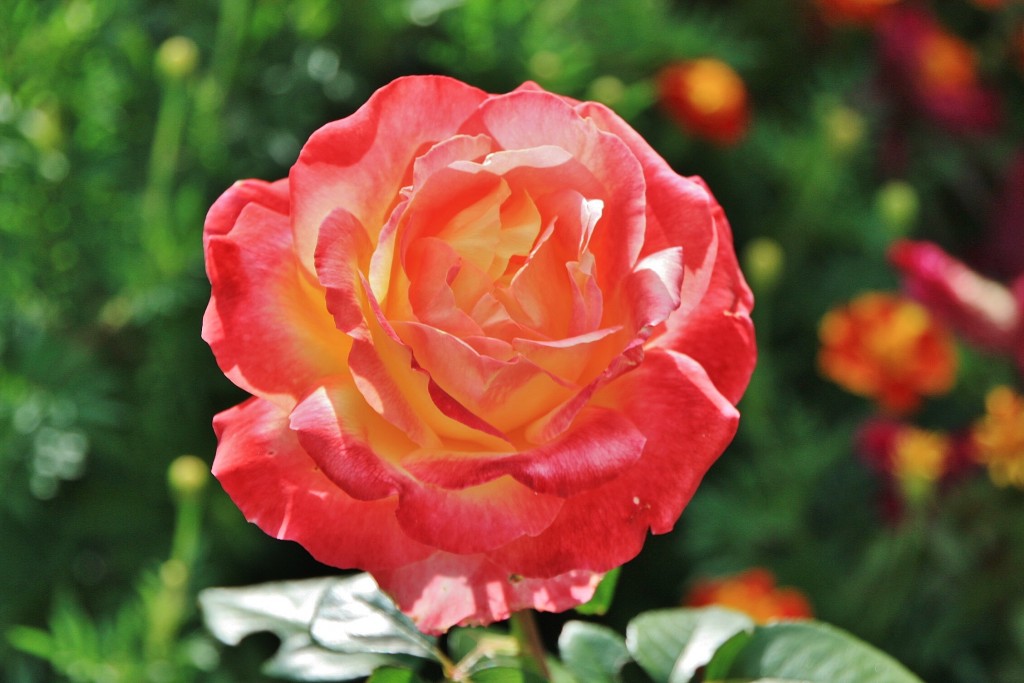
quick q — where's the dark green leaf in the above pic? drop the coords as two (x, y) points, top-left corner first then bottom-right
(366, 666), (426, 683)
(575, 567), (621, 616)
(626, 608), (754, 683)
(705, 621), (925, 683)
(558, 621), (630, 683)
(470, 665), (548, 683)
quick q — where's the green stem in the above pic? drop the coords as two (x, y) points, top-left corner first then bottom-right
(141, 75), (189, 276)
(510, 611), (550, 680)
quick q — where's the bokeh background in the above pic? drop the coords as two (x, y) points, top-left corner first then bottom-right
(3, 0), (1024, 681)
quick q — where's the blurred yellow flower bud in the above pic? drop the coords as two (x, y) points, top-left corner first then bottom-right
(743, 237), (784, 292)
(19, 107), (62, 150)
(168, 454), (209, 498)
(156, 36), (200, 80)
(876, 180), (919, 236)
(588, 75), (626, 107)
(824, 104), (865, 155)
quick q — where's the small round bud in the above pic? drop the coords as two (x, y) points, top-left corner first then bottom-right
(168, 454), (209, 498)
(743, 237), (784, 292)
(588, 75), (626, 107)
(824, 104), (865, 155)
(876, 180), (919, 236)
(156, 36), (199, 80)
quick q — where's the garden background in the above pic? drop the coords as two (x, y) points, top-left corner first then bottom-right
(2, 0), (1024, 681)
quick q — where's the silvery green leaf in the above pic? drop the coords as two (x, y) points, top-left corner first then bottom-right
(310, 573), (436, 658)
(199, 573), (436, 681)
(626, 607), (755, 683)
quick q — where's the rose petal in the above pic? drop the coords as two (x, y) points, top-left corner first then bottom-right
(404, 405), (646, 496)
(374, 553), (601, 635)
(290, 76), (489, 270)
(355, 293), (512, 450)
(395, 476), (564, 554)
(489, 349), (738, 577)
(203, 194), (349, 409)
(649, 181), (755, 405)
(289, 384), (408, 501)
(314, 207), (375, 338)
(460, 90), (647, 291)
(392, 320), (575, 433)
(577, 101), (720, 317)
(212, 397), (432, 571)
(203, 178), (289, 251)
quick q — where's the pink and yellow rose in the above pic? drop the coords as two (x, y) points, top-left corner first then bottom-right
(203, 76), (754, 633)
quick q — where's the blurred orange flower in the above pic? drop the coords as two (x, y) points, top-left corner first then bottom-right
(818, 292), (957, 413)
(973, 386), (1024, 488)
(816, 0), (900, 26)
(657, 58), (750, 145)
(686, 568), (813, 623)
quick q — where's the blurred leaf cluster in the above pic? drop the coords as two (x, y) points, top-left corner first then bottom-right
(2, 0), (1024, 681)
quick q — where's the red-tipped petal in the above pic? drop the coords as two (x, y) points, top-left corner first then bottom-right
(203, 197), (349, 409)
(649, 179), (755, 405)
(375, 553), (601, 635)
(291, 76), (489, 270)
(489, 350), (738, 577)
(212, 397), (432, 571)
(395, 476), (564, 554)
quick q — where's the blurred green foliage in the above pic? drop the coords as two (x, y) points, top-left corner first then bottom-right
(2, 0), (1024, 681)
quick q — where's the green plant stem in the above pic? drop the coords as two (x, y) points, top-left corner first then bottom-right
(140, 74), (189, 276)
(510, 610), (550, 680)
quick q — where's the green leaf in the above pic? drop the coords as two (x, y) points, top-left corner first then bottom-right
(626, 607), (755, 683)
(575, 567), (621, 616)
(470, 665), (548, 682)
(366, 666), (426, 683)
(6, 626), (55, 660)
(558, 621), (630, 683)
(199, 574), (435, 681)
(704, 621), (925, 683)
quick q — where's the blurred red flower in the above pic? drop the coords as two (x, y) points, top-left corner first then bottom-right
(686, 568), (813, 623)
(815, 0), (901, 26)
(876, 4), (1001, 132)
(657, 58), (750, 145)
(818, 292), (958, 413)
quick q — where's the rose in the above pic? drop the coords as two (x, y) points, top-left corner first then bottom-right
(203, 75), (755, 634)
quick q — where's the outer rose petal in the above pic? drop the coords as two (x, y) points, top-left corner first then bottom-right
(203, 178), (289, 251)
(577, 101), (719, 317)
(489, 349), (739, 577)
(648, 179), (755, 405)
(290, 76), (489, 270)
(212, 397), (432, 571)
(203, 183), (349, 409)
(374, 553), (601, 635)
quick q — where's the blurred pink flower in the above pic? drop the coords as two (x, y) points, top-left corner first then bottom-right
(889, 239), (1024, 371)
(876, 4), (1001, 133)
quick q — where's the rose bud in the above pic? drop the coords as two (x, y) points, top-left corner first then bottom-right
(657, 58), (750, 146)
(203, 76), (755, 633)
